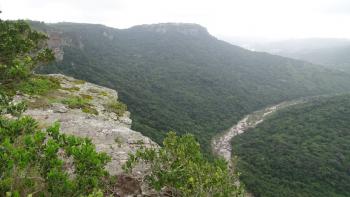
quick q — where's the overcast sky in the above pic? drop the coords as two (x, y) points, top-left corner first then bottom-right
(1, 0), (350, 40)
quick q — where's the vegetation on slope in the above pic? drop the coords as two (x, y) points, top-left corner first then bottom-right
(1, 19), (242, 196)
(32, 21), (350, 155)
(0, 98), (111, 196)
(232, 94), (350, 197)
(0, 19), (110, 196)
(124, 131), (244, 196)
(0, 20), (54, 83)
(0, 92), (243, 196)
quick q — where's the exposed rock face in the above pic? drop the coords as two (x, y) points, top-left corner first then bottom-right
(47, 32), (69, 61)
(46, 30), (83, 61)
(130, 23), (210, 36)
(22, 74), (157, 175)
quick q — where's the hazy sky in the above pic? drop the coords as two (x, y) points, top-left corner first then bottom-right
(1, 0), (350, 40)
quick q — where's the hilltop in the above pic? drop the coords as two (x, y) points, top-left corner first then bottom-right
(30, 21), (350, 155)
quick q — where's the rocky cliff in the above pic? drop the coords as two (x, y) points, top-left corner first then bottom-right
(129, 23), (211, 36)
(15, 74), (157, 176)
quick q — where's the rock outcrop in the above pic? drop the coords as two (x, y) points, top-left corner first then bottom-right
(130, 23), (211, 36)
(20, 74), (157, 176)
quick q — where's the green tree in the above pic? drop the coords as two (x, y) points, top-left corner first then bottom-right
(0, 19), (54, 84)
(123, 132), (245, 197)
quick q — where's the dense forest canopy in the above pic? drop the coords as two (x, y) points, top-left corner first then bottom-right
(232, 94), (350, 197)
(32, 21), (350, 154)
(0, 19), (242, 196)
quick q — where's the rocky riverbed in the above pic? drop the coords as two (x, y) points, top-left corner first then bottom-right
(212, 100), (303, 164)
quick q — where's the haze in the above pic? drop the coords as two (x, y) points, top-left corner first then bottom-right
(1, 0), (350, 40)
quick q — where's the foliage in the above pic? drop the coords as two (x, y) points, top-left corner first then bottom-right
(0, 92), (26, 117)
(81, 106), (99, 115)
(123, 132), (245, 197)
(232, 95), (350, 197)
(0, 20), (110, 196)
(13, 75), (60, 95)
(33, 22), (350, 156)
(105, 100), (127, 116)
(0, 19), (54, 84)
(73, 79), (86, 85)
(0, 92), (111, 196)
(80, 93), (93, 100)
(61, 96), (90, 109)
(61, 96), (99, 115)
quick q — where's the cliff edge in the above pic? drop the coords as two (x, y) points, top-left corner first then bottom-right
(15, 74), (157, 176)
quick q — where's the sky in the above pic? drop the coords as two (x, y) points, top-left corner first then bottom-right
(1, 0), (350, 41)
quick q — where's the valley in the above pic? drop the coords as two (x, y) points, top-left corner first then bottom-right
(31, 21), (350, 157)
(29, 21), (350, 196)
(232, 94), (350, 196)
(3, 1), (350, 196)
(212, 99), (303, 164)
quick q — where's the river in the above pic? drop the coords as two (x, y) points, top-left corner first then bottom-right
(212, 99), (304, 165)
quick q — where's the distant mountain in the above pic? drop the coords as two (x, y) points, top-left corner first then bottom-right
(232, 94), (350, 196)
(241, 38), (350, 72)
(31, 21), (350, 154)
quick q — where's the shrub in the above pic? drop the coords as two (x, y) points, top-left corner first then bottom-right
(61, 96), (99, 115)
(0, 91), (26, 117)
(0, 20), (110, 196)
(15, 75), (60, 95)
(123, 132), (245, 197)
(73, 79), (86, 85)
(0, 94), (110, 196)
(61, 96), (90, 109)
(0, 20), (54, 84)
(99, 91), (109, 97)
(82, 106), (99, 115)
(80, 94), (93, 100)
(105, 100), (127, 116)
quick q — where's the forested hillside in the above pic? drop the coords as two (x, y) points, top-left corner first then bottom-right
(1, 20), (243, 196)
(32, 21), (350, 154)
(248, 38), (350, 73)
(232, 94), (350, 196)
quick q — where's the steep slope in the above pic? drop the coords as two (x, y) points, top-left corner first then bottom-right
(31, 21), (350, 154)
(232, 94), (350, 197)
(16, 74), (157, 176)
(212, 99), (303, 163)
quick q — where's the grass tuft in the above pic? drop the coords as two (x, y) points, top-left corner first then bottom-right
(61, 96), (98, 115)
(61, 96), (90, 109)
(13, 75), (60, 95)
(99, 91), (109, 97)
(73, 79), (86, 85)
(80, 94), (93, 100)
(82, 106), (99, 115)
(104, 100), (127, 116)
